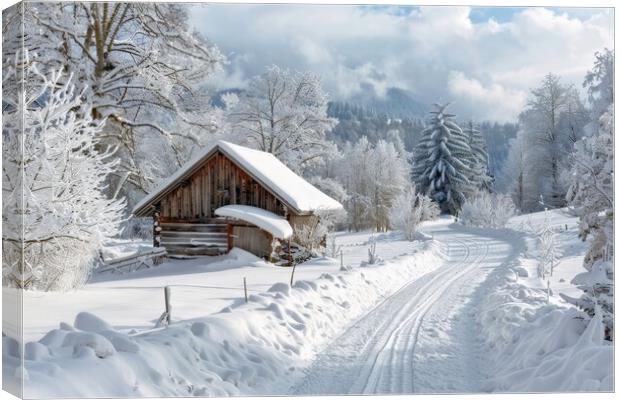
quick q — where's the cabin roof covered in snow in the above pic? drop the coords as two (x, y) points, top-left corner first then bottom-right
(132, 140), (344, 217)
(215, 205), (293, 239)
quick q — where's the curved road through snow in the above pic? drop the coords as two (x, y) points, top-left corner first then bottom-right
(287, 222), (521, 395)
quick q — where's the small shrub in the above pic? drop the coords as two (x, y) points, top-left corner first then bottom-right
(390, 185), (439, 241)
(460, 191), (516, 229)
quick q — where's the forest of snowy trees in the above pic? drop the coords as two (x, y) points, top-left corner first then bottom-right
(0, 3), (614, 338)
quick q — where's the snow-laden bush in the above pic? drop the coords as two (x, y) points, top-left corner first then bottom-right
(293, 208), (347, 257)
(2, 57), (125, 291)
(389, 185), (439, 241)
(325, 234), (342, 258)
(460, 191), (516, 229)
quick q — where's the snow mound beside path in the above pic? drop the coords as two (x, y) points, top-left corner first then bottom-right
(4, 240), (441, 398)
(478, 257), (613, 392)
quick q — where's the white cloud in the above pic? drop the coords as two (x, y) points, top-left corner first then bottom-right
(447, 71), (527, 121)
(190, 5), (613, 121)
(296, 37), (332, 64)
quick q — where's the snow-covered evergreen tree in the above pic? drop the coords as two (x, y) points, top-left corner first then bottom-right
(465, 121), (493, 192)
(412, 103), (473, 215)
(2, 57), (125, 291)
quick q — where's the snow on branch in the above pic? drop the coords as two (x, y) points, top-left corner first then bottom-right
(2, 56), (125, 291)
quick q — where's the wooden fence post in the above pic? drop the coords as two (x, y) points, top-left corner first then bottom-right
(164, 286), (171, 325)
(290, 263), (297, 287)
(243, 277), (248, 303)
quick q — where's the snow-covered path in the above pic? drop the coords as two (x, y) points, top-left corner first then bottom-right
(286, 223), (521, 395)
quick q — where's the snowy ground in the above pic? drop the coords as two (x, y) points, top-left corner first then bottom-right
(3, 211), (613, 396)
(509, 210), (588, 300)
(476, 209), (613, 392)
(5, 227), (442, 397)
(16, 230), (430, 342)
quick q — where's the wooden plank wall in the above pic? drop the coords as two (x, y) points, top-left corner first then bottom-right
(160, 151), (287, 221)
(232, 226), (272, 258)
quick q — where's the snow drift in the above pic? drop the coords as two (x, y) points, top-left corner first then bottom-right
(4, 240), (441, 398)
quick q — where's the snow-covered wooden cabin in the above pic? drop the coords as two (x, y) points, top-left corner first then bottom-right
(132, 141), (343, 259)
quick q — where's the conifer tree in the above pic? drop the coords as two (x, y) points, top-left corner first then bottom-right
(412, 103), (473, 214)
(465, 121), (493, 191)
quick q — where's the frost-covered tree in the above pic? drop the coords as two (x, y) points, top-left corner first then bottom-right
(412, 103), (473, 215)
(308, 176), (350, 205)
(500, 134), (528, 211)
(390, 185), (439, 240)
(370, 140), (410, 231)
(511, 74), (589, 211)
(2, 58), (125, 291)
(583, 48), (614, 125)
(337, 137), (374, 231)
(229, 65), (338, 173)
(536, 209), (562, 279)
(560, 51), (614, 339)
(3, 3), (225, 203)
(335, 137), (410, 231)
(563, 105), (614, 339)
(529, 75), (587, 210)
(465, 121), (493, 192)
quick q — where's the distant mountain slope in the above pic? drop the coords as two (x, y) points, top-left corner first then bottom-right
(347, 87), (427, 119)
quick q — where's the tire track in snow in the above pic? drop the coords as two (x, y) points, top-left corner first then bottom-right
(286, 227), (500, 395)
(360, 237), (489, 394)
(354, 238), (474, 394)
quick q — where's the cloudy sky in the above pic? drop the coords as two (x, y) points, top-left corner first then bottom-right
(189, 5), (613, 122)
